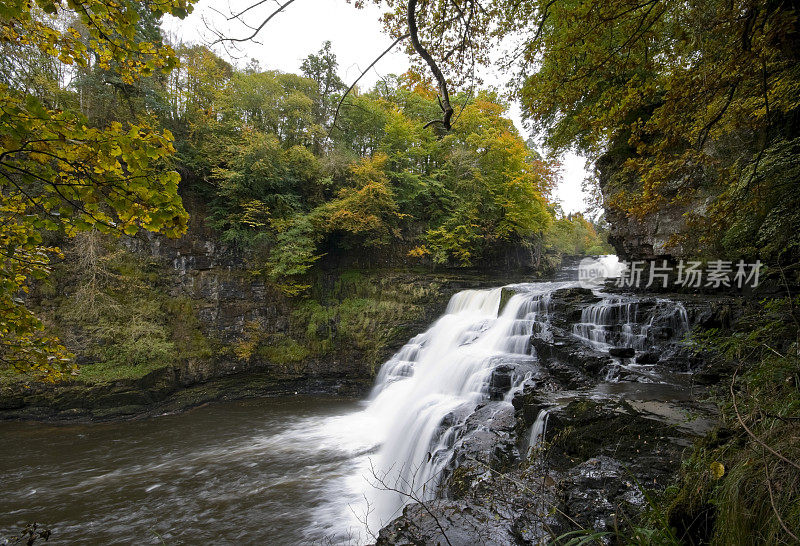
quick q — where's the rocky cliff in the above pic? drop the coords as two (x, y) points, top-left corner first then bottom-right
(0, 203), (541, 421)
(375, 285), (735, 544)
(596, 147), (709, 261)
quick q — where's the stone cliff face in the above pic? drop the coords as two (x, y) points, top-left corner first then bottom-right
(1, 201), (538, 420)
(596, 148), (708, 261)
(602, 200), (694, 261)
(124, 198), (549, 387)
(129, 217), (291, 355)
(127, 224), (507, 386)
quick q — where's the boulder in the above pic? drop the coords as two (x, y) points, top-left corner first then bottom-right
(635, 351), (660, 364)
(608, 347), (635, 358)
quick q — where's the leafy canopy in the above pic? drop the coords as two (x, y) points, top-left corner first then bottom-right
(378, 0), (800, 262)
(0, 0), (194, 377)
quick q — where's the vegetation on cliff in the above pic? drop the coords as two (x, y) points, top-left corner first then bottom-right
(381, 0), (800, 264)
(0, 0), (195, 379)
(1, 1), (612, 380)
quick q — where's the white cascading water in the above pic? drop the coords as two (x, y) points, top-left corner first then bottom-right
(573, 298), (689, 351)
(314, 264), (693, 541)
(354, 282), (569, 531)
(571, 297), (690, 382)
(573, 297), (642, 349)
(526, 407), (551, 457)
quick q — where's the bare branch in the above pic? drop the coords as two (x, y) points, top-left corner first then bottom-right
(366, 458), (453, 546)
(210, 0), (298, 45)
(408, 0), (454, 130)
(328, 33), (410, 135)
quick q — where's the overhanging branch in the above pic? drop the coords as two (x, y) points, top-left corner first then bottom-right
(209, 0), (298, 45)
(408, 0), (454, 130)
(329, 33), (410, 135)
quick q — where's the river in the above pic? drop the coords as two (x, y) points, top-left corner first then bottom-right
(0, 396), (381, 544)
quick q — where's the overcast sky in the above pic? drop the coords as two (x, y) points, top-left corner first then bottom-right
(162, 0), (590, 214)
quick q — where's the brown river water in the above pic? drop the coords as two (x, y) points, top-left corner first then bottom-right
(0, 396), (375, 544)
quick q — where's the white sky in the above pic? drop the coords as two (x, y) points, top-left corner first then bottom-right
(162, 0), (590, 213)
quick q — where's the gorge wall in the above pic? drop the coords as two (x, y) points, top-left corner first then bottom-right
(596, 149), (707, 262)
(0, 200), (547, 421)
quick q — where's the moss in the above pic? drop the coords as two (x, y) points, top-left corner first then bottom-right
(635, 293), (800, 544)
(23, 233), (218, 386)
(258, 336), (310, 368)
(164, 297), (217, 360)
(72, 360), (168, 383)
(287, 269), (445, 372)
(498, 287), (519, 314)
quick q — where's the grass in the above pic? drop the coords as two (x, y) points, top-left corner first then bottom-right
(292, 269), (440, 372)
(634, 291), (800, 544)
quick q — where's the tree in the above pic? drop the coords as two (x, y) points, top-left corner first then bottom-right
(165, 44), (234, 187)
(210, 129), (321, 245)
(546, 213), (611, 256)
(423, 93), (553, 265)
(319, 153), (404, 248)
(375, 0), (800, 262)
(300, 41), (346, 134)
(0, 0), (194, 377)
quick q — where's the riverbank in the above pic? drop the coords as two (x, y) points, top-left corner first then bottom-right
(0, 365), (370, 422)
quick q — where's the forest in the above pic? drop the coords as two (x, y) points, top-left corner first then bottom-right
(1, 14), (609, 377)
(0, 0), (798, 544)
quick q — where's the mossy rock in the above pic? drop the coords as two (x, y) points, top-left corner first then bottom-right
(499, 287), (522, 314)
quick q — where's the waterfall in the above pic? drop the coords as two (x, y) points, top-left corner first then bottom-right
(527, 408), (551, 457)
(331, 277), (692, 538)
(573, 297), (689, 352)
(504, 371), (533, 403)
(573, 297), (641, 349)
(360, 282), (569, 529)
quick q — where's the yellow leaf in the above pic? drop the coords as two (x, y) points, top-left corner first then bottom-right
(710, 461), (725, 479)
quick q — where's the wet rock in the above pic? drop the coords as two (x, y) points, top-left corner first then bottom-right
(376, 499), (520, 546)
(498, 287), (520, 314)
(541, 357), (594, 388)
(609, 347), (635, 358)
(555, 456), (643, 535)
(547, 288), (603, 328)
(544, 399), (682, 468)
(488, 365), (514, 401)
(530, 334), (611, 386)
(635, 351), (660, 364)
(449, 402), (519, 473)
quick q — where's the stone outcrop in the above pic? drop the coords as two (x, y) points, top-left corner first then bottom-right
(596, 145), (709, 261)
(376, 285), (732, 544)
